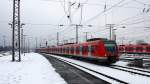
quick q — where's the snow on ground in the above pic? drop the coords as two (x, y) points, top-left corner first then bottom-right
(1, 52), (11, 56)
(0, 54), (3, 57)
(114, 61), (129, 66)
(0, 53), (67, 84)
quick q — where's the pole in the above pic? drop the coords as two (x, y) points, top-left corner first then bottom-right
(18, 0), (21, 61)
(36, 37), (38, 49)
(84, 32), (89, 41)
(46, 41), (47, 47)
(68, 1), (72, 24)
(12, 0), (15, 61)
(23, 35), (26, 56)
(3, 35), (6, 49)
(28, 38), (30, 53)
(112, 29), (117, 41)
(57, 32), (59, 46)
(122, 37), (124, 45)
(12, 0), (21, 62)
(20, 23), (25, 54)
(110, 25), (112, 40)
(21, 28), (23, 53)
(106, 24), (114, 40)
(76, 25), (78, 44)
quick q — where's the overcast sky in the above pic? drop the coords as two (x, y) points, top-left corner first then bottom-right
(0, 0), (150, 48)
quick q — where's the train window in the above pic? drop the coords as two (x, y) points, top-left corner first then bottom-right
(125, 47), (133, 51)
(76, 47), (79, 52)
(105, 43), (116, 52)
(106, 46), (115, 52)
(146, 47), (150, 51)
(83, 46), (88, 52)
(67, 47), (68, 51)
(88, 46), (91, 52)
(90, 46), (95, 53)
(67, 47), (70, 51)
(71, 47), (74, 53)
(136, 47), (143, 51)
(119, 47), (124, 51)
(63, 48), (65, 52)
(63, 48), (65, 51)
(79, 46), (82, 51)
(73, 47), (76, 51)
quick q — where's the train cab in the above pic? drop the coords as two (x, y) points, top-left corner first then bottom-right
(103, 40), (119, 63)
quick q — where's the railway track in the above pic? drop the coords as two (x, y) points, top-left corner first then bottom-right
(110, 65), (150, 77)
(43, 54), (110, 84)
(43, 54), (128, 84)
(112, 65), (150, 74)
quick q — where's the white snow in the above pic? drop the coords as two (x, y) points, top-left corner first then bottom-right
(0, 54), (3, 57)
(0, 53), (67, 84)
(114, 61), (129, 66)
(114, 61), (150, 72)
(2, 52), (11, 56)
(48, 54), (150, 84)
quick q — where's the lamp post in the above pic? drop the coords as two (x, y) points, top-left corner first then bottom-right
(3, 35), (6, 49)
(112, 25), (126, 42)
(23, 35), (27, 56)
(21, 23), (25, 54)
(112, 29), (117, 41)
(27, 37), (33, 53)
(8, 23), (15, 61)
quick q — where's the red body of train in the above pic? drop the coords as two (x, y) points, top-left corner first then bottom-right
(118, 44), (150, 54)
(37, 38), (119, 64)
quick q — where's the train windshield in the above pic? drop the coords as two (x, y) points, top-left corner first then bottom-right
(104, 41), (117, 52)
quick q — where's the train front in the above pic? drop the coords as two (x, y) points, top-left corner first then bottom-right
(104, 40), (119, 63)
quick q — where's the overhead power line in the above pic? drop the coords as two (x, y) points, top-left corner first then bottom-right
(45, 0), (143, 9)
(133, 0), (150, 5)
(122, 19), (150, 25)
(82, 0), (126, 24)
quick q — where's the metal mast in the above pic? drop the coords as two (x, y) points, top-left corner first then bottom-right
(12, 0), (21, 62)
(57, 32), (59, 46)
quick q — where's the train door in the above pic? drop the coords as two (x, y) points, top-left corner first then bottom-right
(88, 45), (92, 57)
(71, 47), (74, 55)
(76, 46), (80, 55)
(79, 46), (82, 56)
(74, 46), (76, 55)
(90, 45), (96, 56)
(82, 46), (88, 56)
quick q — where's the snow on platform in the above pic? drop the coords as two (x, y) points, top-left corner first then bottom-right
(0, 53), (67, 84)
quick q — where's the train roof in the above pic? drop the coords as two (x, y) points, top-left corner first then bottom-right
(63, 43), (75, 45)
(53, 38), (116, 48)
(87, 38), (108, 42)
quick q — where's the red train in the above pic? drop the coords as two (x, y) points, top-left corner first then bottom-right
(118, 44), (150, 54)
(37, 38), (119, 64)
